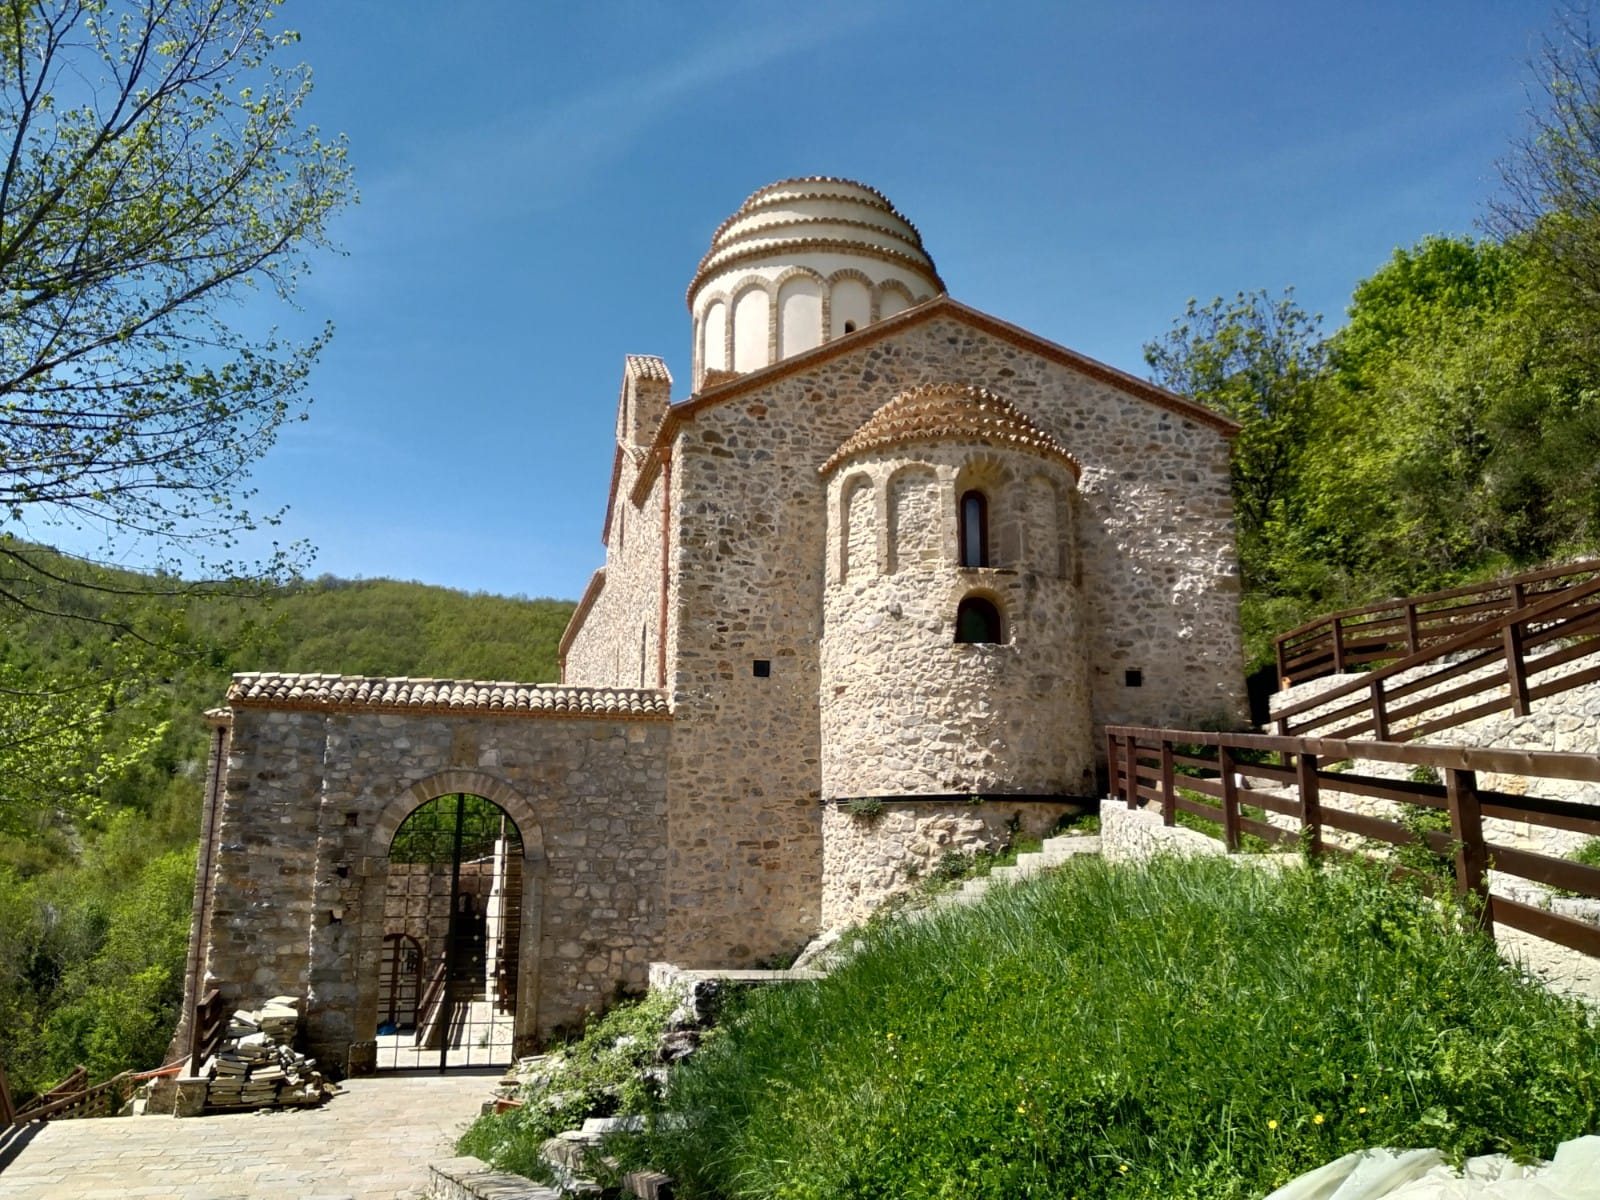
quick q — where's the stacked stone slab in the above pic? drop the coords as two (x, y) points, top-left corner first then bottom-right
(198, 997), (331, 1110)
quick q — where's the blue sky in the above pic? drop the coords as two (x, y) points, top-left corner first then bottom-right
(121, 1), (1553, 600)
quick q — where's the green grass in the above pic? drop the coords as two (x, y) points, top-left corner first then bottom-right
(646, 856), (1600, 1200)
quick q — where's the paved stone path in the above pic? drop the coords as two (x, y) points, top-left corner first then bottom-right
(0, 1071), (497, 1200)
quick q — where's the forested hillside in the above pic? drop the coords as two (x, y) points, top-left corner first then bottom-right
(0, 552), (573, 1099)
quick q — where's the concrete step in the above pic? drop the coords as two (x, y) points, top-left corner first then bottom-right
(1039, 834), (1100, 861)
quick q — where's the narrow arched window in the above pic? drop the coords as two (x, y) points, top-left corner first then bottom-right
(960, 490), (989, 568)
(955, 596), (1002, 644)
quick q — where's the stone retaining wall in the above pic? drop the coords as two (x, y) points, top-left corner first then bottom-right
(1271, 660), (1600, 858)
(821, 799), (1085, 926)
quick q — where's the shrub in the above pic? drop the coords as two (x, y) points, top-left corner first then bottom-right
(457, 990), (676, 1182)
(649, 856), (1600, 1199)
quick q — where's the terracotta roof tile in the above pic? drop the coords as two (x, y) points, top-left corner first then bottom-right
(227, 672), (669, 720)
(624, 354), (672, 383)
(820, 384), (1082, 479)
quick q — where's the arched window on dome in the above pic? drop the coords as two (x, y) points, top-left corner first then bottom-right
(955, 596), (1003, 645)
(960, 490), (990, 568)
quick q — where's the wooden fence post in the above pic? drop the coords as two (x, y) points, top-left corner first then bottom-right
(1106, 730), (1119, 801)
(1297, 751), (1322, 856)
(1331, 618), (1347, 673)
(1220, 744), (1240, 853)
(1404, 603), (1420, 656)
(1445, 767), (1493, 934)
(1503, 621), (1530, 718)
(1160, 740), (1176, 827)
(1125, 735), (1140, 810)
(1371, 681), (1390, 740)
(0, 1058), (14, 1126)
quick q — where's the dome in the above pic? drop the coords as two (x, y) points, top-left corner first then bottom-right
(688, 177), (943, 305)
(819, 384), (1081, 479)
(689, 177), (945, 389)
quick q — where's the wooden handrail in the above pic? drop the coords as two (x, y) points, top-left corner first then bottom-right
(189, 988), (230, 1075)
(1108, 726), (1600, 959)
(9, 1066), (136, 1124)
(1274, 574), (1600, 741)
(1274, 560), (1600, 687)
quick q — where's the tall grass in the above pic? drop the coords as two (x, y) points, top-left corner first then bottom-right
(650, 856), (1600, 1200)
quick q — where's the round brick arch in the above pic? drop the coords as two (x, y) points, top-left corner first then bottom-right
(371, 768), (546, 866)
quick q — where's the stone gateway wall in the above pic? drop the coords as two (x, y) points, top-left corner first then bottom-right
(197, 683), (671, 1071)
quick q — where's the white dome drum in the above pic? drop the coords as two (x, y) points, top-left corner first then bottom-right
(689, 177), (945, 389)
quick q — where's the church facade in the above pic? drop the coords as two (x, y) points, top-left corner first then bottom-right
(184, 178), (1247, 1073)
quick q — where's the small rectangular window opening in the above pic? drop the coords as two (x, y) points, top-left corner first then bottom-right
(753, 659), (771, 678)
(1124, 668), (1143, 687)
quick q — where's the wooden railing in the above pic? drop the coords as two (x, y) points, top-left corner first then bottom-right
(1273, 573), (1600, 742)
(1274, 560), (1600, 687)
(1107, 726), (1600, 958)
(188, 987), (230, 1075)
(4, 1065), (137, 1123)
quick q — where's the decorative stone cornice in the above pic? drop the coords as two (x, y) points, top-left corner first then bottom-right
(820, 384), (1082, 479)
(690, 238), (944, 308)
(228, 670), (670, 720)
(689, 176), (943, 306)
(702, 176), (914, 252)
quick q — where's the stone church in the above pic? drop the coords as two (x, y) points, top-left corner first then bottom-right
(183, 178), (1247, 1074)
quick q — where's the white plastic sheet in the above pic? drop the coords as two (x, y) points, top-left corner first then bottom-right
(1263, 1136), (1600, 1200)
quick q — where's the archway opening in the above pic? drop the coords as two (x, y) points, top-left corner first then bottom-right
(376, 793), (524, 1071)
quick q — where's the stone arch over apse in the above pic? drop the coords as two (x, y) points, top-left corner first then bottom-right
(362, 769), (547, 1058)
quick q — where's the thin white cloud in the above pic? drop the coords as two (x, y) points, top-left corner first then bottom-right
(368, 2), (900, 221)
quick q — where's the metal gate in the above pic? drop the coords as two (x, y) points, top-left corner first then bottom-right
(377, 793), (523, 1071)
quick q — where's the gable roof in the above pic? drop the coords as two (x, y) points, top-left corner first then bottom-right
(821, 383), (1083, 480)
(630, 295), (1237, 503)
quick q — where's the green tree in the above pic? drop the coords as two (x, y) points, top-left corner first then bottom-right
(0, 0), (350, 832)
(0, 0), (351, 594)
(1144, 289), (1327, 591)
(1492, 2), (1600, 317)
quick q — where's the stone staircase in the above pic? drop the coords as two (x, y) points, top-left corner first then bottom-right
(936, 831), (1102, 907)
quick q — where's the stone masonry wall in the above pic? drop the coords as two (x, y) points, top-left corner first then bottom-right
(820, 442), (1093, 799)
(662, 313), (1246, 965)
(202, 704), (671, 1070)
(821, 800), (1084, 926)
(205, 709), (327, 1007)
(381, 860), (498, 983)
(563, 460), (665, 690)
